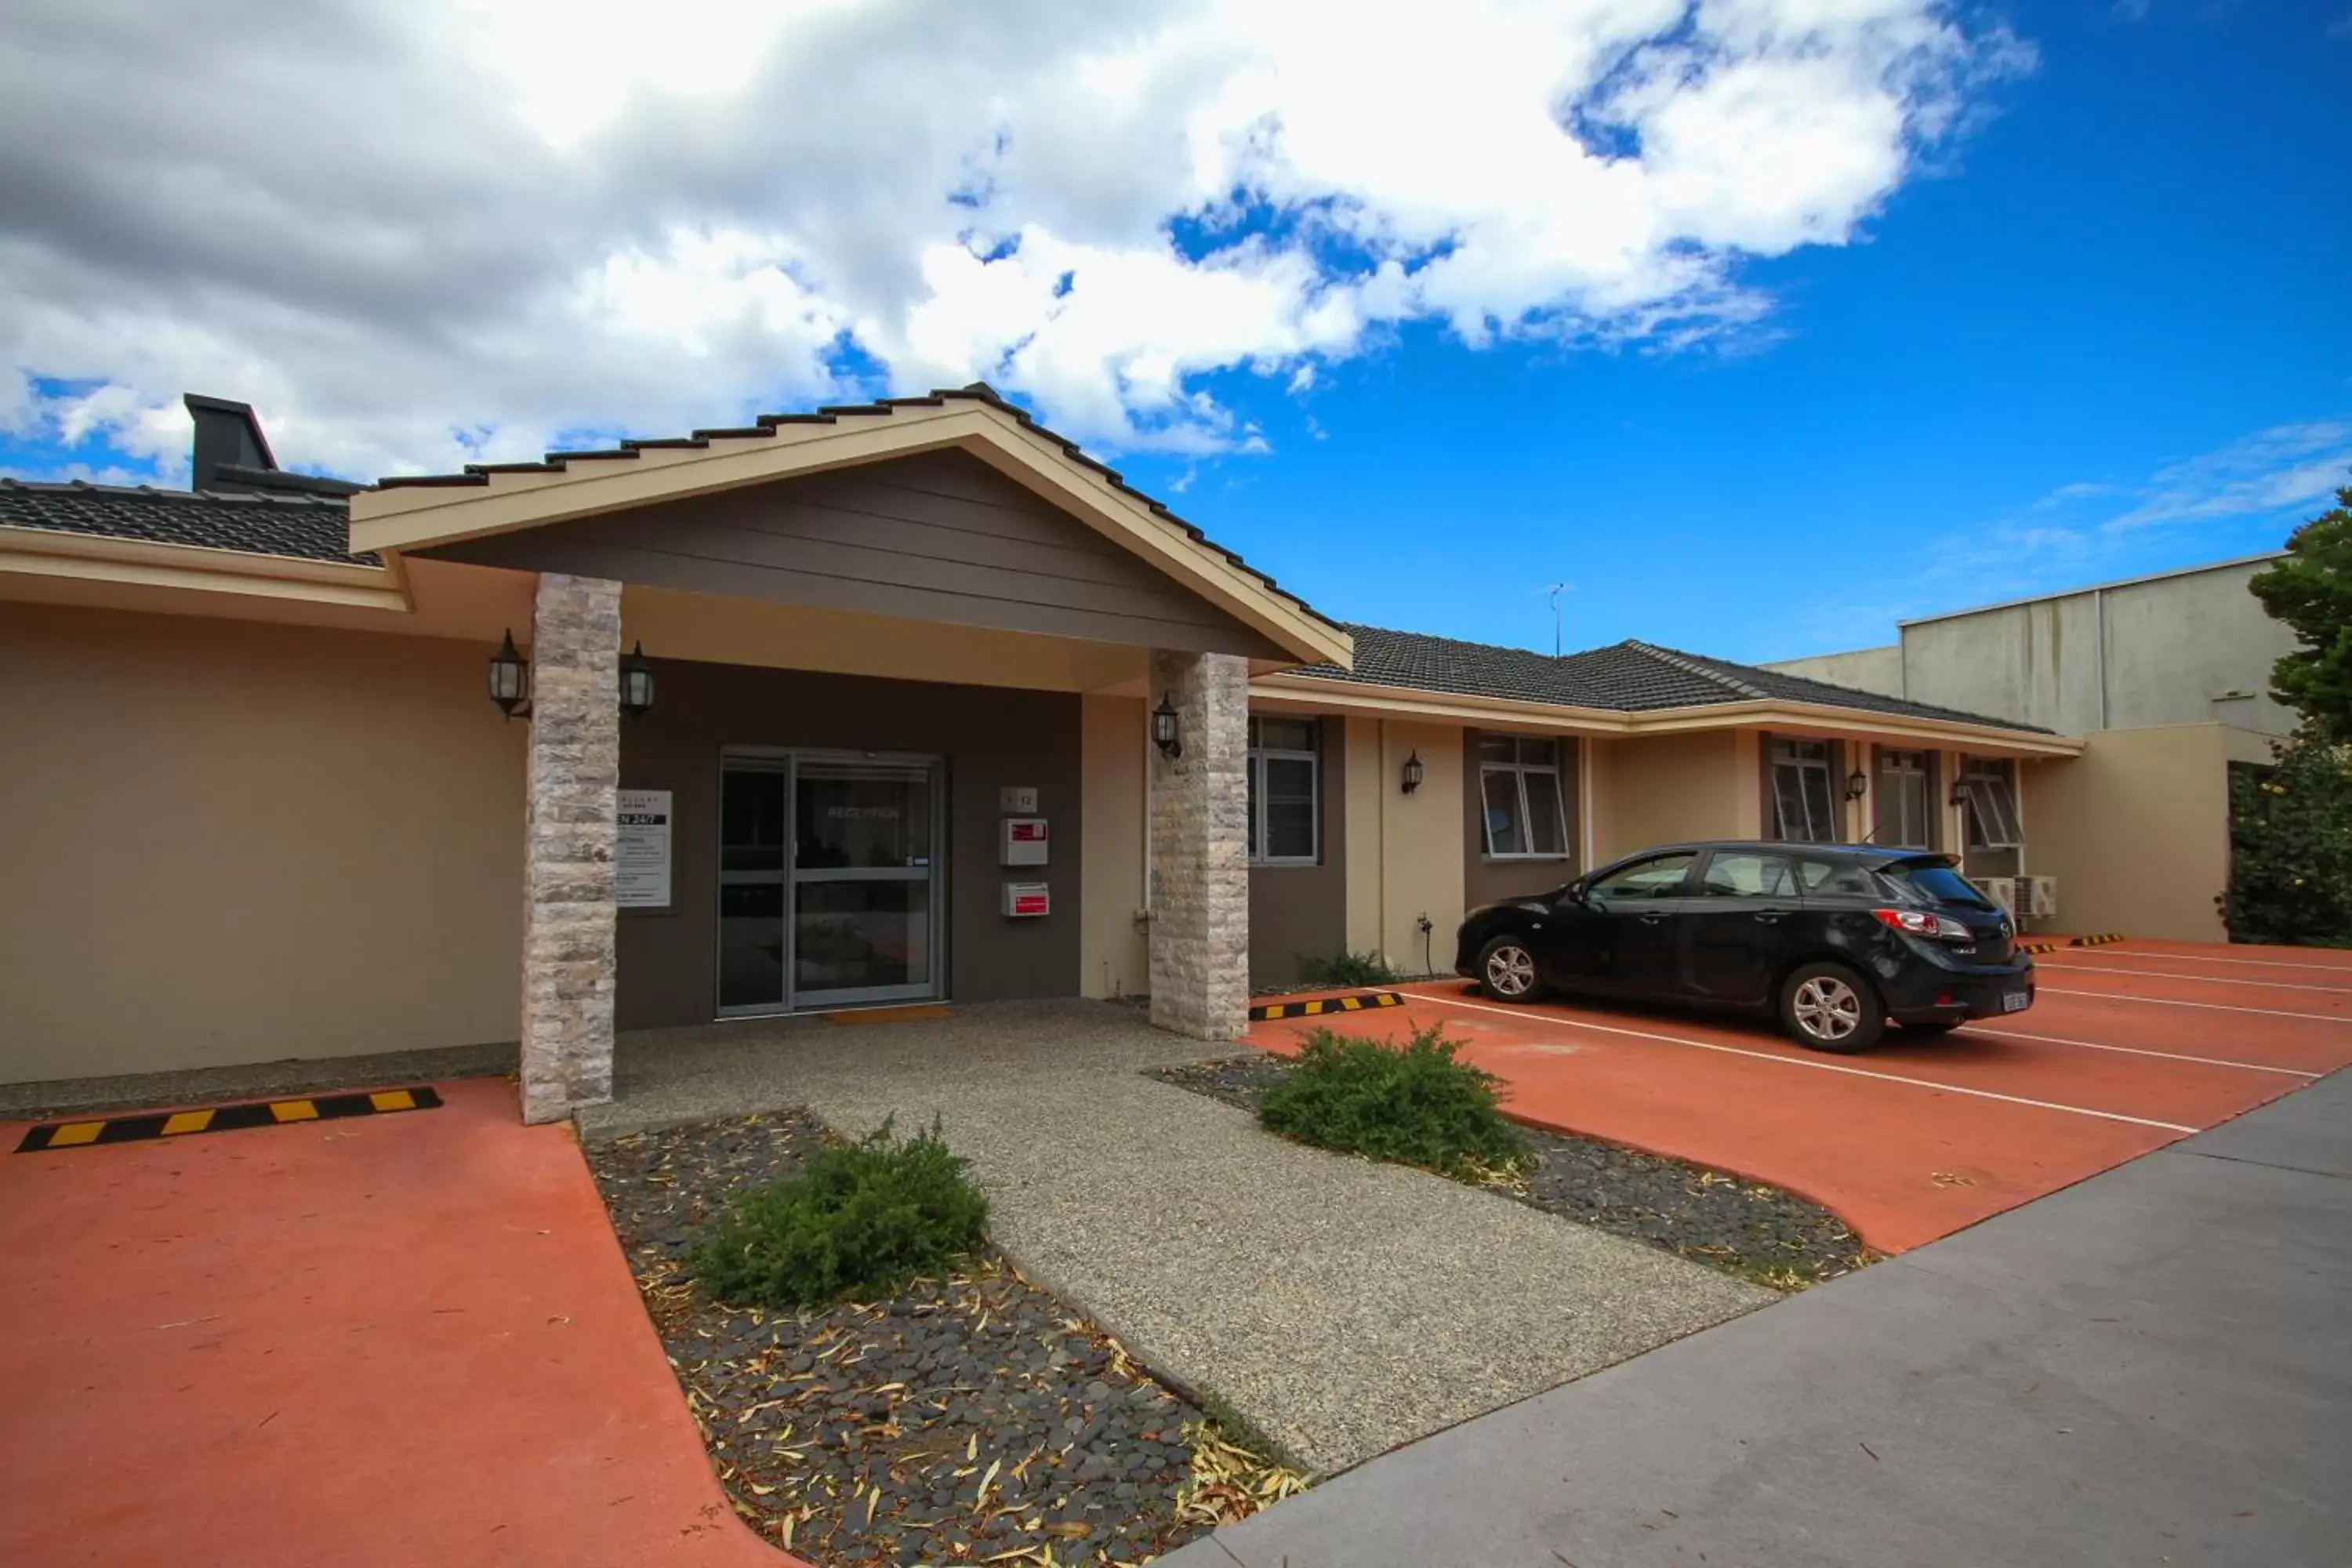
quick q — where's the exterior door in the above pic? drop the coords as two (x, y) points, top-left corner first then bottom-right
(1682, 848), (1801, 1005)
(716, 749), (945, 1016)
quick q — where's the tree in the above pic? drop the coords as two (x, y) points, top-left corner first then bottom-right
(2220, 741), (2352, 947)
(2249, 484), (2352, 741)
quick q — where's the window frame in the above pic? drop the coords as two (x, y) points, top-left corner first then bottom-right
(1479, 734), (1570, 861)
(1587, 851), (1698, 901)
(1874, 747), (1933, 851)
(1959, 757), (2023, 850)
(1769, 738), (1840, 844)
(1247, 715), (1320, 866)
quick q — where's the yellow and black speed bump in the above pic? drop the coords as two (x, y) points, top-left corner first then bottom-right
(15, 1086), (441, 1153)
(1250, 990), (1406, 1022)
(2016, 939), (2063, 956)
(2071, 933), (2128, 948)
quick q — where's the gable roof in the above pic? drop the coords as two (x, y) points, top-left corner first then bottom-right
(0, 478), (375, 565)
(351, 382), (1350, 668)
(1296, 623), (2052, 734)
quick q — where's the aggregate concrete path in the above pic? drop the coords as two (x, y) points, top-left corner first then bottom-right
(579, 1000), (1768, 1475)
(1161, 1067), (2352, 1568)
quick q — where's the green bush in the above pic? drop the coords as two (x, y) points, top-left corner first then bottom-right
(688, 1117), (989, 1308)
(1295, 949), (1400, 987)
(1258, 1024), (1529, 1178)
(2220, 731), (2352, 947)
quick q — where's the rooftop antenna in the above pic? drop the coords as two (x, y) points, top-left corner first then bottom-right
(1545, 583), (1573, 656)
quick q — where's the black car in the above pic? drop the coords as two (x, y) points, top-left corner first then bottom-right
(1454, 840), (2034, 1053)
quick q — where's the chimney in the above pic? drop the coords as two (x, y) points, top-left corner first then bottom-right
(185, 394), (278, 492)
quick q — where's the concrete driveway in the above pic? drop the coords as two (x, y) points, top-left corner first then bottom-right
(1163, 1065), (2352, 1568)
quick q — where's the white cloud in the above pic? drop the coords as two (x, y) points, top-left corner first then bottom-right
(0, 0), (2029, 478)
(2104, 419), (2352, 529)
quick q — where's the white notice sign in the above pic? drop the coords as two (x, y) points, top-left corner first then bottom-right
(616, 789), (673, 909)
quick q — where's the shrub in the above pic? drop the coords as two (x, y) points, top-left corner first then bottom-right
(1258, 1023), (1529, 1178)
(2220, 731), (2352, 947)
(1295, 949), (1400, 987)
(688, 1116), (988, 1308)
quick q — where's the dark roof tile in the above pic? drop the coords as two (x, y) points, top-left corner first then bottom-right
(0, 478), (373, 565)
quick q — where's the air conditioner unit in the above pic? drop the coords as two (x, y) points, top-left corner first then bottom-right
(1979, 876), (2018, 916)
(2026, 875), (2059, 920)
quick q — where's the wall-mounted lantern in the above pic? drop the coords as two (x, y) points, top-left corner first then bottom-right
(488, 629), (531, 720)
(1401, 749), (1425, 795)
(1152, 692), (1184, 760)
(619, 641), (658, 719)
(1845, 767), (1868, 801)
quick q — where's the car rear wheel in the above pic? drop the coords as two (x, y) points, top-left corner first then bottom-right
(1779, 962), (1884, 1053)
(1477, 935), (1545, 1003)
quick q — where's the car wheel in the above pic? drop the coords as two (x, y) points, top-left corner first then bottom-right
(1778, 962), (1884, 1053)
(1477, 935), (1545, 1003)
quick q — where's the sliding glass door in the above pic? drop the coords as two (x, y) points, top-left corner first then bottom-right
(717, 749), (945, 1016)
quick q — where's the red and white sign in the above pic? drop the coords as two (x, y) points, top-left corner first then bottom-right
(1002, 881), (1050, 918)
(1000, 816), (1049, 867)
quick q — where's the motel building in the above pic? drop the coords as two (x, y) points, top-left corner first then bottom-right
(1, 390), (2081, 1121)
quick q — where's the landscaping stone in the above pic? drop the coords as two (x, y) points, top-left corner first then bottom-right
(1151, 1053), (1872, 1288)
(587, 1110), (1305, 1566)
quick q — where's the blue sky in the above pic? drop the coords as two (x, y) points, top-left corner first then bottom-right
(3, 1), (2347, 665)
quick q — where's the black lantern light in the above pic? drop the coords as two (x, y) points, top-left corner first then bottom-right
(1152, 692), (1183, 760)
(488, 628), (531, 719)
(619, 641), (657, 719)
(1401, 749), (1425, 794)
(1845, 767), (1868, 801)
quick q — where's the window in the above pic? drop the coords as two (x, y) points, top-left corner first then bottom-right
(1874, 748), (1933, 849)
(1698, 851), (1798, 898)
(1769, 739), (1838, 843)
(1247, 716), (1319, 863)
(1796, 857), (1882, 898)
(1588, 852), (1697, 901)
(1959, 757), (2022, 849)
(1479, 734), (1569, 858)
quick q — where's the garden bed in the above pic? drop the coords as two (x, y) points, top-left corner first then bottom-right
(1149, 1054), (1871, 1290)
(586, 1111), (1305, 1567)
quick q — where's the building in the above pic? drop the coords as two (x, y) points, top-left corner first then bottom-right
(2, 391), (2071, 1115)
(1766, 556), (2295, 943)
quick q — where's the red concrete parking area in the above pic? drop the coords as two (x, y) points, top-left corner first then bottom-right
(0, 1076), (794, 1568)
(1249, 940), (2352, 1254)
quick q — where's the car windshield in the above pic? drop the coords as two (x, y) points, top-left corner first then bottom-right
(1888, 860), (1998, 910)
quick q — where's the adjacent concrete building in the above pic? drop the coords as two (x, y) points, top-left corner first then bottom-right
(1767, 556), (2294, 942)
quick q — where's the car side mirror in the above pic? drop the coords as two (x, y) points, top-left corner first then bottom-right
(1558, 880), (1590, 908)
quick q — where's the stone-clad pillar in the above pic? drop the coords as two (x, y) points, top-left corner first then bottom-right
(1149, 649), (1250, 1040)
(519, 572), (622, 1124)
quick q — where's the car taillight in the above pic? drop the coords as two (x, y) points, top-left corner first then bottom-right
(1871, 907), (1972, 941)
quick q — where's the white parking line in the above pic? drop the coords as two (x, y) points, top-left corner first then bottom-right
(2038, 987), (2351, 1023)
(2102, 948), (2352, 975)
(1955, 1025), (2321, 1079)
(1413, 991), (2201, 1134)
(2036, 962), (2352, 994)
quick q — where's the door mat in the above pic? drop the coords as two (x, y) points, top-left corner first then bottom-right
(1250, 991), (1405, 1022)
(822, 1004), (956, 1026)
(15, 1085), (442, 1152)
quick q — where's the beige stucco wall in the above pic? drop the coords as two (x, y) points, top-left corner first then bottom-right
(1590, 730), (1756, 862)
(2021, 722), (2273, 943)
(0, 603), (525, 1083)
(1760, 644), (1904, 695)
(1333, 717), (1464, 975)
(1080, 695), (1149, 999)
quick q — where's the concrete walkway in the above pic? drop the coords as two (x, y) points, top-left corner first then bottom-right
(1163, 1069), (2352, 1567)
(580, 1000), (1767, 1475)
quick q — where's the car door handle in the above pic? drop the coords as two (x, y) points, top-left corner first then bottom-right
(1751, 911), (1787, 924)
(1638, 912), (1668, 924)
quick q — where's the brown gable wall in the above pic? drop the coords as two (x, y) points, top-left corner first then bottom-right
(420, 448), (1287, 658)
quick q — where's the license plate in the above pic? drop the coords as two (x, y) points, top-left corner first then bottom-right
(2002, 990), (2031, 1013)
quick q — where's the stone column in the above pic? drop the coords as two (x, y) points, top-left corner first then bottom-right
(519, 572), (622, 1124)
(1148, 649), (1250, 1040)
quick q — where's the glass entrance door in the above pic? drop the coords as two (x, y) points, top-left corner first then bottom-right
(717, 750), (945, 1016)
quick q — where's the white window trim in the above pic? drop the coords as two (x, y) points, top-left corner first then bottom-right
(1248, 724), (1319, 867)
(1875, 747), (1933, 851)
(1960, 760), (2023, 850)
(1770, 739), (1838, 844)
(1479, 738), (1570, 861)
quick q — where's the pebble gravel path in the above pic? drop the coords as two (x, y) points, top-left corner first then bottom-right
(1150, 1054), (1872, 1288)
(588, 1112), (1301, 1566)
